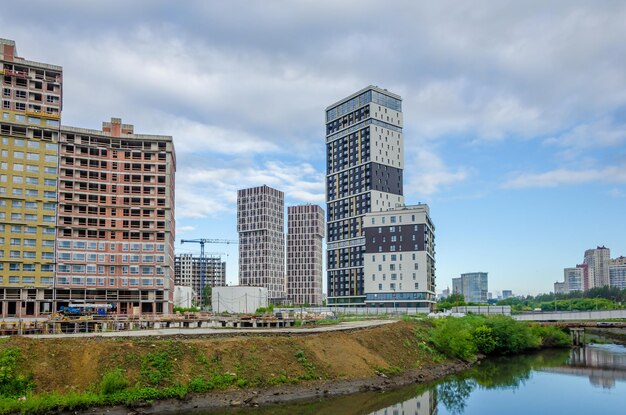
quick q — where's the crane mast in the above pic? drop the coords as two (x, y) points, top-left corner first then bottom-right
(179, 239), (237, 308)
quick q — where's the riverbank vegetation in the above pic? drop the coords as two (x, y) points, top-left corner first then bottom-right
(0, 318), (569, 414)
(429, 315), (569, 361)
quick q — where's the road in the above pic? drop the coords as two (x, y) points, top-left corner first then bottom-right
(21, 319), (396, 339)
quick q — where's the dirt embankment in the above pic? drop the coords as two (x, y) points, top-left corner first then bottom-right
(3, 321), (469, 413)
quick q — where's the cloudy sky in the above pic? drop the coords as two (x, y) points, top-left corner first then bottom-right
(3, 0), (625, 295)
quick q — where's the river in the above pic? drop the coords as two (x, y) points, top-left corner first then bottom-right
(180, 343), (626, 415)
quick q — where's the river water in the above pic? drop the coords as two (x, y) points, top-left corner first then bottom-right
(185, 343), (626, 415)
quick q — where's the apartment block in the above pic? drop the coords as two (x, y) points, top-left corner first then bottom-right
(584, 246), (610, 288)
(55, 118), (176, 315)
(609, 264), (626, 290)
(0, 39), (62, 317)
(326, 86), (405, 305)
(563, 267), (583, 292)
(452, 272), (488, 304)
(237, 185), (285, 302)
(286, 204), (324, 306)
(362, 204), (436, 310)
(174, 253), (226, 306)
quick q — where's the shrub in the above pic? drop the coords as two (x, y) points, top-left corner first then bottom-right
(0, 348), (34, 397)
(429, 317), (478, 361)
(100, 368), (128, 395)
(471, 325), (496, 354)
(530, 325), (570, 348)
(484, 316), (540, 354)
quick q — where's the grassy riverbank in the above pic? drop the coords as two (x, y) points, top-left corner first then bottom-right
(0, 316), (569, 414)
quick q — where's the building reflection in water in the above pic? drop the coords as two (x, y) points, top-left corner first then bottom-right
(540, 344), (626, 389)
(369, 389), (437, 415)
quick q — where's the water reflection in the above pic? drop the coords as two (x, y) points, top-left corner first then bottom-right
(539, 344), (626, 389)
(183, 346), (626, 415)
(368, 389), (436, 415)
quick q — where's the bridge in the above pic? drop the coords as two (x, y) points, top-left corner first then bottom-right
(513, 309), (626, 322)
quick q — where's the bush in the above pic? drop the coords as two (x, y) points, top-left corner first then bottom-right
(0, 348), (34, 397)
(429, 317), (479, 361)
(484, 316), (540, 354)
(530, 325), (570, 348)
(100, 368), (128, 395)
(471, 325), (496, 354)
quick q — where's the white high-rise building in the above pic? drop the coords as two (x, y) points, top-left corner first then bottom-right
(237, 185), (285, 302)
(563, 267), (583, 292)
(286, 205), (324, 306)
(584, 246), (610, 288)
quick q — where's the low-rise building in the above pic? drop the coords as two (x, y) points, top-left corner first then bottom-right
(212, 286), (268, 314)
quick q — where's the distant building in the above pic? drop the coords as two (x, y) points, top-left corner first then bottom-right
(286, 205), (324, 306)
(584, 246), (610, 288)
(502, 290), (513, 300)
(609, 265), (626, 290)
(174, 254), (226, 306)
(452, 272), (488, 303)
(438, 287), (450, 300)
(363, 204), (436, 310)
(237, 185), (285, 302)
(612, 256), (626, 266)
(564, 267), (584, 292)
(577, 263), (591, 291)
(554, 281), (566, 294)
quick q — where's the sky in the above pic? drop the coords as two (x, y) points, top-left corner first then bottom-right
(2, 0), (625, 296)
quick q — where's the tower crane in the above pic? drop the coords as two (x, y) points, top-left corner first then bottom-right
(180, 239), (238, 308)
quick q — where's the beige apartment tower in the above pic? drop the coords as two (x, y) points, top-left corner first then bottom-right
(286, 205), (324, 306)
(237, 185), (285, 302)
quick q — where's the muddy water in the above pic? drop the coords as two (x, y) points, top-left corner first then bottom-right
(180, 343), (626, 414)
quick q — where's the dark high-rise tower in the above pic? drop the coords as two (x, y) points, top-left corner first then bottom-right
(325, 86), (404, 305)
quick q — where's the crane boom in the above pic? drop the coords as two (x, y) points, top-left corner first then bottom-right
(179, 238), (238, 308)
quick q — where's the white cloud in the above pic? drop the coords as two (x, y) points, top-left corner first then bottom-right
(503, 165), (626, 189)
(543, 118), (626, 152)
(404, 149), (469, 196)
(176, 161), (325, 219)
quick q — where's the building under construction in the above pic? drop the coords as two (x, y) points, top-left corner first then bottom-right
(174, 253), (226, 306)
